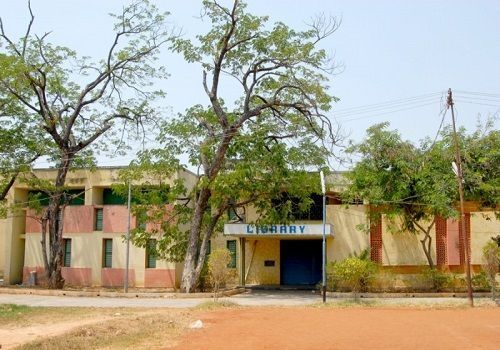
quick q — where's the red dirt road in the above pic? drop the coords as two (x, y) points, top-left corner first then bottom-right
(173, 307), (500, 350)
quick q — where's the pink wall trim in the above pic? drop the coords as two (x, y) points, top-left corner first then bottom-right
(101, 268), (136, 287)
(103, 206), (136, 233)
(144, 269), (176, 288)
(22, 266), (46, 285)
(447, 219), (461, 265)
(26, 206), (95, 233)
(25, 209), (42, 233)
(62, 267), (92, 286)
(63, 206), (94, 233)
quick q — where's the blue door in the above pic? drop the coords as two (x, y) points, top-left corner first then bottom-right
(280, 240), (322, 285)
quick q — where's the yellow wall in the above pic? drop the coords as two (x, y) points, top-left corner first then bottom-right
(328, 205), (369, 261)
(470, 212), (498, 264)
(2, 188), (28, 284)
(244, 239), (281, 285)
(381, 217), (436, 266)
(25, 231), (176, 287)
(0, 217), (5, 278)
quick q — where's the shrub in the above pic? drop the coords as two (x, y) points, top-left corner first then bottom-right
(370, 271), (396, 292)
(482, 241), (500, 298)
(327, 257), (378, 293)
(207, 248), (232, 301)
(421, 268), (452, 292)
(472, 271), (491, 292)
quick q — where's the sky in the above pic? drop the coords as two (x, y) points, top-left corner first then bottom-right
(1, 0), (499, 170)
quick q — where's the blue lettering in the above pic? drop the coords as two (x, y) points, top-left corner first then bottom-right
(299, 225), (305, 233)
(280, 225), (287, 233)
(246, 225), (254, 234)
(260, 226), (268, 233)
(289, 226), (296, 234)
(270, 225), (277, 233)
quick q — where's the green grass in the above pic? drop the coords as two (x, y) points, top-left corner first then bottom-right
(0, 304), (120, 327)
(0, 304), (34, 322)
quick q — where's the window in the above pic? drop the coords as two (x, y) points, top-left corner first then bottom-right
(95, 208), (103, 231)
(27, 189), (85, 206)
(228, 207), (239, 221)
(146, 239), (157, 268)
(103, 239), (112, 268)
(103, 188), (127, 205)
(227, 240), (237, 268)
(271, 193), (323, 221)
(65, 189), (85, 205)
(63, 239), (72, 267)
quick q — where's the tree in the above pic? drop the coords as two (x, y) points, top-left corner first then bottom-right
(344, 122), (499, 268)
(0, 1), (173, 288)
(0, 54), (48, 216)
(458, 120), (499, 210)
(132, 0), (341, 292)
(343, 123), (458, 268)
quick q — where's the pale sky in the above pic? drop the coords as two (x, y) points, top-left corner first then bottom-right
(2, 0), (499, 169)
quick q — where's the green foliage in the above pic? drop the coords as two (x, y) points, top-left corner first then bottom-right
(421, 268), (453, 292)
(207, 248), (232, 300)
(133, 0), (341, 291)
(327, 256), (378, 293)
(343, 122), (499, 268)
(482, 241), (500, 297)
(0, 0), (173, 288)
(471, 271), (491, 292)
(344, 123), (458, 231)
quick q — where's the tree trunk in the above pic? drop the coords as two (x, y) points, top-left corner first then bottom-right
(42, 154), (72, 289)
(420, 233), (434, 269)
(180, 188), (211, 292)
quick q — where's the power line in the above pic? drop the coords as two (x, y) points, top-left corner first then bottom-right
(339, 101), (440, 122)
(334, 96), (442, 118)
(453, 100), (500, 108)
(454, 90), (500, 98)
(332, 92), (441, 114)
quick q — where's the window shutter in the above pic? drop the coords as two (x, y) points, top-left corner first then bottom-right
(103, 239), (112, 267)
(95, 208), (103, 231)
(227, 240), (237, 268)
(146, 239), (156, 268)
(64, 239), (72, 267)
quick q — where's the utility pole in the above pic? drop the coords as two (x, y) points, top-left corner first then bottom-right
(124, 181), (132, 293)
(320, 170), (327, 303)
(447, 88), (474, 307)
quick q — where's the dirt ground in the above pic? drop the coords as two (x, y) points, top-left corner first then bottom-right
(173, 307), (500, 350)
(1, 304), (499, 349)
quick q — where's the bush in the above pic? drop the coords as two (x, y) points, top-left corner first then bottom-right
(421, 268), (453, 292)
(482, 241), (500, 298)
(472, 271), (491, 292)
(207, 248), (232, 301)
(327, 257), (378, 293)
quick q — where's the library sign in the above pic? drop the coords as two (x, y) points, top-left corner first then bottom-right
(224, 224), (333, 237)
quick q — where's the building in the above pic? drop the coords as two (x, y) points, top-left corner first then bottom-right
(216, 173), (498, 286)
(0, 167), (197, 287)
(1, 168), (498, 288)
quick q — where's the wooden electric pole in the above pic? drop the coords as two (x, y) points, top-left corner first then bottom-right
(447, 88), (474, 307)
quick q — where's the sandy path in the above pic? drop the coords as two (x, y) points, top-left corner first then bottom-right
(0, 316), (112, 349)
(173, 307), (500, 350)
